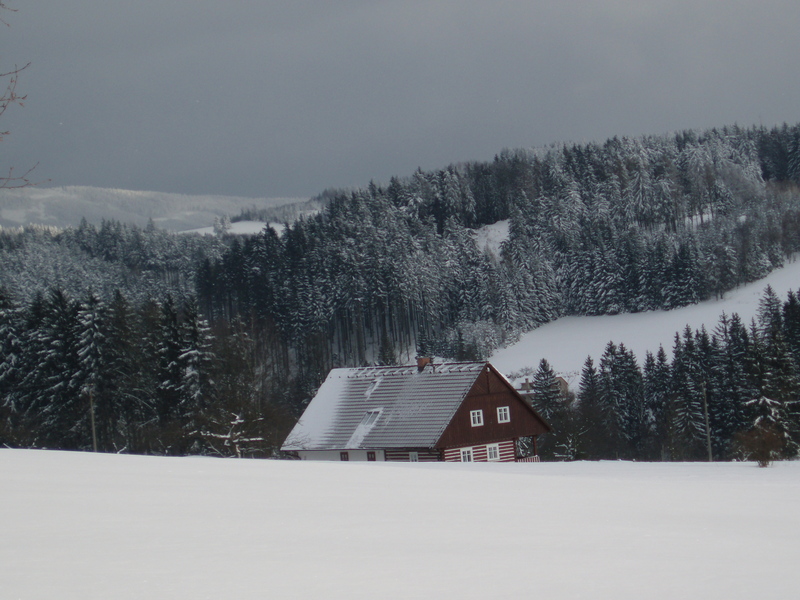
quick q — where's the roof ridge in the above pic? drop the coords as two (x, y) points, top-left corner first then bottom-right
(343, 360), (486, 378)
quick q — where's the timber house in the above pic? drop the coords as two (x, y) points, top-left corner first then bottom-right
(281, 359), (551, 462)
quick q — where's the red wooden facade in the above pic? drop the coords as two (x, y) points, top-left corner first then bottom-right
(435, 363), (549, 461)
(442, 440), (516, 462)
(384, 449), (442, 462)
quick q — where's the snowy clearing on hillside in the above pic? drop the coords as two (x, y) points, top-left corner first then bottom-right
(492, 257), (800, 383)
(472, 219), (509, 259)
(181, 221), (284, 236)
(2, 450), (799, 599)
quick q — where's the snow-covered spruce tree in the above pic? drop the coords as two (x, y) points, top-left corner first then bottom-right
(709, 312), (752, 459)
(72, 292), (107, 451)
(530, 358), (561, 422)
(104, 290), (154, 453)
(617, 343), (646, 457)
(694, 326), (718, 458)
(617, 228), (647, 313)
(597, 342), (625, 458)
(501, 222), (559, 329)
(663, 239), (704, 309)
(529, 358), (572, 459)
(127, 298), (166, 452)
(0, 288), (25, 444)
(782, 290), (800, 365)
(642, 347), (672, 460)
(177, 296), (214, 453)
(758, 329), (800, 454)
(641, 235), (670, 310)
(18, 289), (86, 449)
(575, 356), (603, 459)
(628, 157), (655, 229)
(669, 327), (708, 460)
(597, 342), (645, 459)
(153, 296), (185, 453)
(757, 285), (784, 340)
(738, 395), (796, 464)
(787, 127), (800, 186)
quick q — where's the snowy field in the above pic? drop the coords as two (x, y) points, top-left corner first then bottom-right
(2, 450), (799, 599)
(492, 257), (800, 382)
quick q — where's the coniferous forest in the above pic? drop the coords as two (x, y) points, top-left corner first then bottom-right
(526, 285), (800, 463)
(2, 123), (800, 458)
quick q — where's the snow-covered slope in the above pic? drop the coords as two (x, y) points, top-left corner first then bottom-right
(0, 186), (307, 231)
(2, 450), (798, 599)
(472, 219), (510, 259)
(181, 220), (284, 236)
(491, 258), (800, 383)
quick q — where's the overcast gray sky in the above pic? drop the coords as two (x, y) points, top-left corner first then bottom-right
(4, 1), (800, 199)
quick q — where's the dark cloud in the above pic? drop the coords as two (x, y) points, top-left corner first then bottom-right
(4, 1), (800, 198)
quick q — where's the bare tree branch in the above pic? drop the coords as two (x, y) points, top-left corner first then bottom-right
(1, 3), (44, 189)
(0, 62), (30, 136)
(0, 162), (39, 189)
(0, 1), (17, 28)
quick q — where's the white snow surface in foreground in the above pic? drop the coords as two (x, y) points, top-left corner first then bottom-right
(2, 450), (799, 599)
(492, 257), (800, 382)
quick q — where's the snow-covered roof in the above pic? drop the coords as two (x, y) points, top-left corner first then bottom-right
(282, 362), (487, 451)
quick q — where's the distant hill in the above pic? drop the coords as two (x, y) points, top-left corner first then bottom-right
(0, 185), (311, 231)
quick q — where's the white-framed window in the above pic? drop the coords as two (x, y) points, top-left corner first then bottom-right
(408, 451), (419, 462)
(470, 409), (484, 427)
(486, 443), (500, 461)
(497, 406), (510, 423)
(460, 448), (473, 462)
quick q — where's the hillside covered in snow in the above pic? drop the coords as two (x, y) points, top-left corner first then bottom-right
(492, 255), (800, 381)
(0, 185), (309, 231)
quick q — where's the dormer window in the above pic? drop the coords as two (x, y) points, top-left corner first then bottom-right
(360, 410), (380, 426)
(346, 409), (382, 448)
(470, 409), (484, 427)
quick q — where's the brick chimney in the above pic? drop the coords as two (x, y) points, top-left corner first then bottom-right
(416, 356), (431, 372)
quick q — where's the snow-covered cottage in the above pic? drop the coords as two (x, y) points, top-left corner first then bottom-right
(281, 359), (551, 462)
